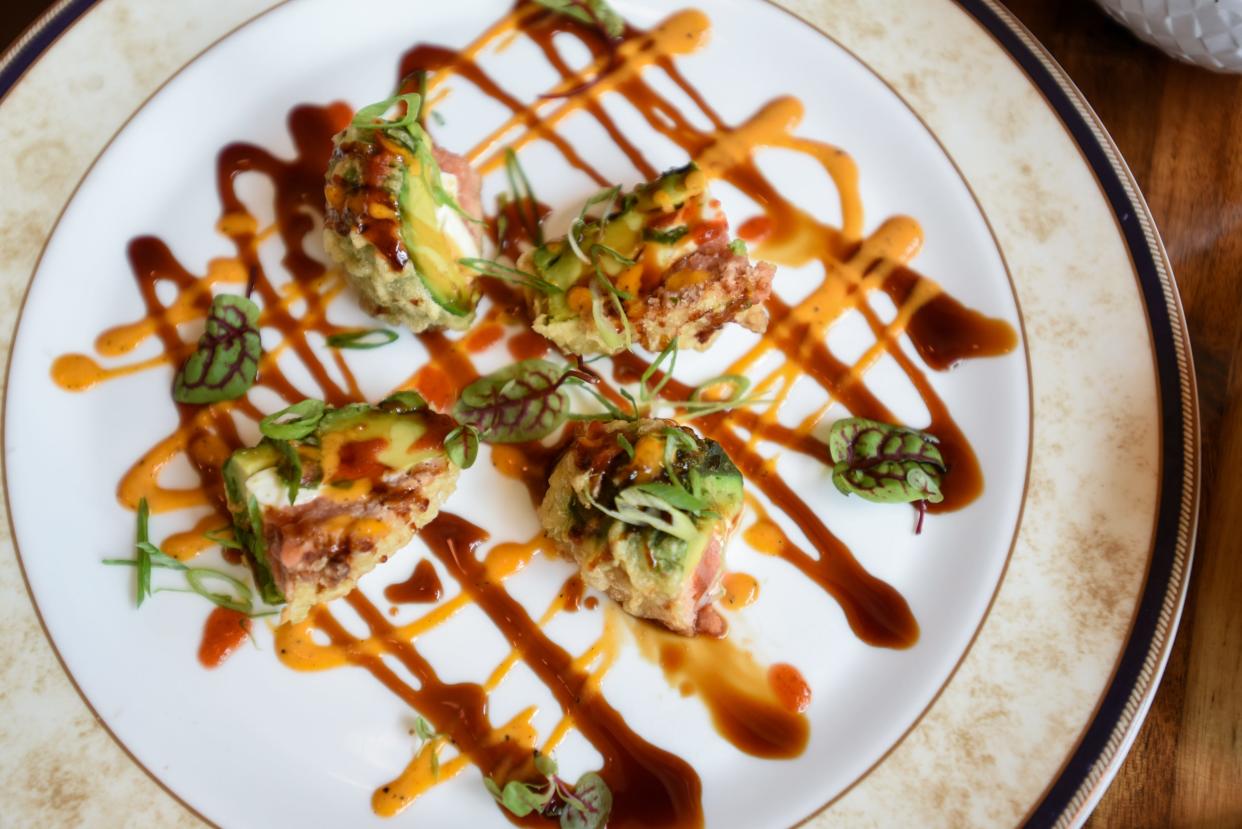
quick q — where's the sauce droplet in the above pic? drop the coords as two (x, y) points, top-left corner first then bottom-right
(384, 559), (444, 604)
(768, 663), (811, 714)
(198, 607), (251, 669)
(721, 572), (759, 609)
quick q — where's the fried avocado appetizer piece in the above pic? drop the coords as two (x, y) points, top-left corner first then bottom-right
(324, 94), (484, 333)
(539, 418), (745, 635)
(519, 163), (775, 356)
(223, 396), (459, 624)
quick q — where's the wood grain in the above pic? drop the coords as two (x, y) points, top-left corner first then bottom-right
(1, 1), (1239, 827)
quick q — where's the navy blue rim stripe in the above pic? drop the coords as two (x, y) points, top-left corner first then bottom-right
(0, 0), (101, 100)
(952, 2), (1191, 827)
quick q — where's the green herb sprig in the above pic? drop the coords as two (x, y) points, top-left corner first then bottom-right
(503, 148), (544, 246)
(352, 92), (482, 227)
(458, 258), (563, 295)
(679, 374), (770, 418)
(325, 328), (399, 350)
(483, 752), (612, 829)
(103, 497), (270, 616)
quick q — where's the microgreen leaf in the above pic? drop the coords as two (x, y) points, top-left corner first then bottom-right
(561, 772), (612, 829)
(325, 328), (399, 349)
(413, 717), (436, 742)
(411, 716), (446, 779)
(173, 294), (261, 404)
(500, 780), (554, 817)
(534, 0), (625, 39)
(453, 360), (584, 443)
(632, 481), (708, 512)
(444, 425), (481, 469)
(729, 238), (748, 256)
(260, 399), (326, 441)
(533, 752), (558, 777)
(379, 391), (428, 413)
(644, 226), (690, 245)
(458, 257), (563, 295)
(534, 0), (594, 24)
(586, 0), (625, 38)
(351, 92), (422, 131)
(827, 417), (946, 505)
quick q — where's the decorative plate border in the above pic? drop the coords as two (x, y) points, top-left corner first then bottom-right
(0, 2), (1198, 827)
(0, 0), (98, 105)
(949, 2), (1200, 827)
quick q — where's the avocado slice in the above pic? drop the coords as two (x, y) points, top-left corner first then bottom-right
(397, 140), (475, 317)
(221, 442), (285, 605)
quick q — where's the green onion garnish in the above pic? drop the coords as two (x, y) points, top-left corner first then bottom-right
(325, 328), (399, 350)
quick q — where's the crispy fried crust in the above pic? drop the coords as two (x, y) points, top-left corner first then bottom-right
(271, 458), (459, 624)
(538, 420), (734, 636)
(323, 138), (483, 333)
(631, 248), (775, 352)
(524, 245), (775, 356)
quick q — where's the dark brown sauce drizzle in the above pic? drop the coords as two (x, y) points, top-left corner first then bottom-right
(384, 558), (444, 604)
(422, 514), (703, 828)
(883, 266), (1019, 371)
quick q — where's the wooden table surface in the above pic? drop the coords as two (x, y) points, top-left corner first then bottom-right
(2, 1), (1239, 826)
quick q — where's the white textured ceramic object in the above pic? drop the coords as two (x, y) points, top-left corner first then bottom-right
(1095, 0), (1242, 72)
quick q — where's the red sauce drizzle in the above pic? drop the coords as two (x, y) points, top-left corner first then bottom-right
(768, 664), (812, 714)
(198, 607), (251, 668)
(334, 438), (390, 481)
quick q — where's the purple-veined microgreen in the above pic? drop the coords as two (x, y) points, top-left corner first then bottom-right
(173, 294), (262, 404)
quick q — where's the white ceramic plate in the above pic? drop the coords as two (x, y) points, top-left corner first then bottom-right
(0, 1), (1197, 827)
